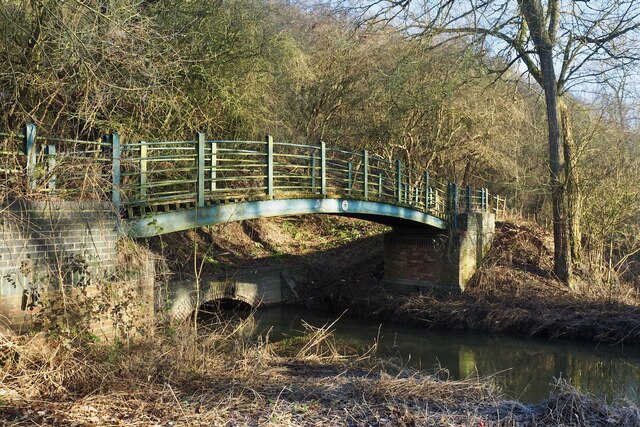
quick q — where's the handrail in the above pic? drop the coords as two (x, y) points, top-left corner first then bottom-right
(0, 124), (506, 224)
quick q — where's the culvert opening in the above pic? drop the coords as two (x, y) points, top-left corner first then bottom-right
(192, 298), (253, 328)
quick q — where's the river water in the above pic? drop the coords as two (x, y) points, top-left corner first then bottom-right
(249, 305), (640, 404)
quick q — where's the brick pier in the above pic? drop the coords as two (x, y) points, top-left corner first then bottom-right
(383, 212), (495, 293)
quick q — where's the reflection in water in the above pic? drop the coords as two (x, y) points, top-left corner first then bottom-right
(251, 306), (640, 404)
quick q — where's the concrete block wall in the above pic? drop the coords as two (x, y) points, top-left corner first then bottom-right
(0, 199), (119, 330)
(456, 212), (495, 289)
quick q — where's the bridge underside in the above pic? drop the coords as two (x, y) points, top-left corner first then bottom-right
(124, 198), (447, 237)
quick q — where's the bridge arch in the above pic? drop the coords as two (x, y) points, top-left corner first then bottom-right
(125, 198), (448, 238)
(165, 268), (282, 321)
(167, 286), (261, 322)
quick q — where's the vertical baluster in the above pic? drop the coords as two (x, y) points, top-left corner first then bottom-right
(424, 172), (430, 211)
(451, 183), (459, 227)
(466, 184), (472, 212)
(46, 144), (56, 193)
(348, 162), (353, 194)
(140, 141), (147, 199)
(482, 187), (487, 212)
(210, 140), (217, 192)
(320, 141), (326, 196)
(378, 172), (383, 199)
(311, 151), (316, 192)
(447, 184), (452, 222)
(266, 135), (274, 199)
(111, 132), (121, 215)
(196, 132), (205, 207)
(363, 150), (368, 200)
(396, 160), (402, 204)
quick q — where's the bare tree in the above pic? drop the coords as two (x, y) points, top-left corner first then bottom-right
(343, 0), (640, 285)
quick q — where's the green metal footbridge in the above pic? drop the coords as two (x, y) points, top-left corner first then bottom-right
(0, 124), (506, 237)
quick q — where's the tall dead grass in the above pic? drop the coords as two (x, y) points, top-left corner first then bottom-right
(2, 314), (640, 426)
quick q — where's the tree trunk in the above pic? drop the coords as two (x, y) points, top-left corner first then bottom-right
(559, 99), (582, 266)
(538, 50), (573, 285)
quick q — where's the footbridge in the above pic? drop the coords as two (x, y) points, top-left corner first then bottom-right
(0, 125), (505, 328)
(112, 134), (464, 236)
(109, 133), (502, 237)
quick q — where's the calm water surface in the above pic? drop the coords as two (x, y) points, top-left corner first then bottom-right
(251, 306), (640, 404)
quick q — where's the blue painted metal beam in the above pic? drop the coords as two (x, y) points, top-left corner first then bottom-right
(125, 198), (447, 238)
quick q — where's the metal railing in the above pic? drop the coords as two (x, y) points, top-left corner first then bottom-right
(1, 125), (506, 224)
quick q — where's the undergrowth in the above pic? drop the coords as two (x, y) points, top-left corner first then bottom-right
(2, 308), (640, 426)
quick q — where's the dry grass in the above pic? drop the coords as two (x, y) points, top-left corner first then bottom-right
(4, 217), (639, 425)
(468, 221), (640, 306)
(2, 315), (639, 426)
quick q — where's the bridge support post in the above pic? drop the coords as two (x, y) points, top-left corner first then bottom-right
(24, 123), (37, 191)
(266, 135), (274, 198)
(382, 211), (495, 294)
(196, 132), (205, 208)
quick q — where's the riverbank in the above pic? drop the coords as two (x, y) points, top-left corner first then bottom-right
(2, 321), (639, 426)
(295, 220), (640, 346)
(145, 215), (640, 345)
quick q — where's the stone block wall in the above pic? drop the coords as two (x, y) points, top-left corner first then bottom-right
(456, 212), (495, 289)
(0, 199), (119, 331)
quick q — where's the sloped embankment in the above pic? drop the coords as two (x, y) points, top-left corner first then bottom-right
(399, 221), (640, 345)
(294, 219), (640, 345)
